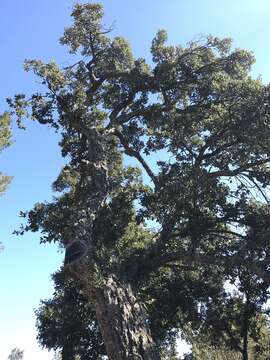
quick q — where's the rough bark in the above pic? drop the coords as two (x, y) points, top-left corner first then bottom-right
(64, 126), (161, 359)
(93, 275), (161, 360)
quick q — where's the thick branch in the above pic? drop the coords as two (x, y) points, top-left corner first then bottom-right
(109, 91), (136, 124)
(136, 251), (270, 283)
(113, 128), (158, 186)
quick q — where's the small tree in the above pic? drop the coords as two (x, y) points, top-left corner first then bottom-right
(10, 3), (270, 359)
(7, 348), (24, 360)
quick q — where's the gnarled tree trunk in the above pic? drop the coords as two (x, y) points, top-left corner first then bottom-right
(93, 274), (161, 360)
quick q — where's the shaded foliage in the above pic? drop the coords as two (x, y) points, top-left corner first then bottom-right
(36, 269), (105, 360)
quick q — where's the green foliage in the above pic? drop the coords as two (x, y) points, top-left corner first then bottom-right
(184, 293), (270, 359)
(0, 112), (12, 195)
(36, 269), (105, 360)
(184, 345), (242, 360)
(160, 343), (180, 360)
(0, 112), (11, 149)
(185, 324), (270, 360)
(0, 112), (12, 251)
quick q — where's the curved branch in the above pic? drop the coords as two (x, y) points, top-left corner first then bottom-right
(112, 128), (158, 186)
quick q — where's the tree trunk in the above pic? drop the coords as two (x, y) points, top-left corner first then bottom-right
(93, 274), (161, 360)
(62, 343), (75, 360)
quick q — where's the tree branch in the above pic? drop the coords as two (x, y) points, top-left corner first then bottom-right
(209, 157), (270, 178)
(136, 250), (270, 283)
(112, 128), (158, 186)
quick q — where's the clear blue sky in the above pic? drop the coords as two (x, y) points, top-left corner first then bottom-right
(1, 1), (270, 359)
